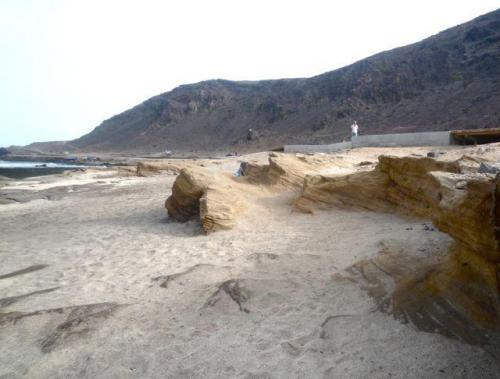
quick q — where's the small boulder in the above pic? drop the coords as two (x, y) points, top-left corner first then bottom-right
(165, 167), (243, 233)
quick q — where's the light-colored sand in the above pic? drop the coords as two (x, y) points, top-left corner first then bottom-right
(0, 148), (499, 378)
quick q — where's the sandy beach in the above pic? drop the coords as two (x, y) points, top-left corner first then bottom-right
(1, 148), (499, 378)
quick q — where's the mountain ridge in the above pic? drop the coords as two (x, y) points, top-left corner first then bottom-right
(39, 9), (500, 153)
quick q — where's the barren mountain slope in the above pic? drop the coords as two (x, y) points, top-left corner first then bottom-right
(67, 9), (500, 153)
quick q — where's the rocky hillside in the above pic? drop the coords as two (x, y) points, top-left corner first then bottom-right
(71, 9), (500, 153)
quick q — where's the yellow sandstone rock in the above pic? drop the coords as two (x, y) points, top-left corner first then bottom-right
(165, 166), (243, 233)
(165, 152), (350, 232)
(165, 149), (500, 340)
(297, 153), (500, 301)
(137, 160), (194, 176)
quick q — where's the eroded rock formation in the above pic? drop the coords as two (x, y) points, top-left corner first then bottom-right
(297, 153), (500, 331)
(165, 153), (350, 232)
(164, 148), (500, 343)
(165, 166), (242, 233)
(137, 160), (193, 176)
(166, 150), (500, 285)
(298, 154), (499, 260)
(241, 152), (350, 188)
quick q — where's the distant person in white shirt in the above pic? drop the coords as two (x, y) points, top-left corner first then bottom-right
(350, 121), (359, 138)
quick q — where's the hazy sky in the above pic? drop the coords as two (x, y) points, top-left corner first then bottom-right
(1, 0), (499, 146)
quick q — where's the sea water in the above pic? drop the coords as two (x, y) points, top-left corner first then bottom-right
(0, 160), (87, 169)
(0, 160), (88, 179)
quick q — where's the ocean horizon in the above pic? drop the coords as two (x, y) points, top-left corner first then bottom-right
(0, 160), (89, 179)
(0, 160), (87, 169)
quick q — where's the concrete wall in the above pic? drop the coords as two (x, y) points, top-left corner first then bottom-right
(284, 141), (352, 154)
(283, 131), (453, 154)
(352, 131), (452, 147)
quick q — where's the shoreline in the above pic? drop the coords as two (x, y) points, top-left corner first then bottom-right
(0, 167), (82, 180)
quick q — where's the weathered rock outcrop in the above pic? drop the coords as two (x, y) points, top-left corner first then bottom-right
(297, 152), (500, 340)
(296, 155), (474, 213)
(241, 152), (351, 189)
(298, 154), (500, 299)
(165, 152), (352, 232)
(165, 167), (242, 233)
(163, 148), (500, 349)
(137, 160), (191, 176)
(167, 151), (500, 268)
(428, 172), (499, 262)
(296, 170), (393, 213)
(300, 155), (498, 241)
